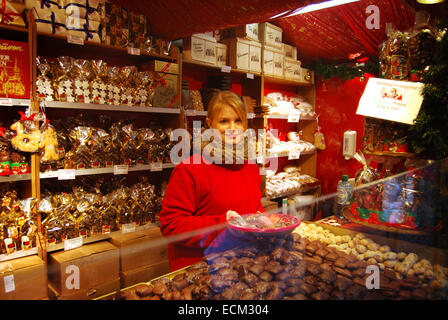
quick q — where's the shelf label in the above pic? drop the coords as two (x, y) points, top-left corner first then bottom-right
(114, 165), (129, 175)
(67, 35), (85, 45)
(256, 156), (264, 164)
(247, 113), (255, 119)
(0, 98), (13, 106)
(64, 236), (83, 251)
(121, 222), (137, 234)
(287, 112), (301, 123)
(247, 73), (254, 79)
(4, 275), (15, 293)
(221, 65), (231, 73)
(288, 151), (301, 160)
(150, 162), (163, 172)
(58, 169), (76, 180)
(127, 47), (141, 56)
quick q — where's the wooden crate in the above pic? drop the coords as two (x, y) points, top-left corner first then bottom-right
(215, 42), (227, 67)
(183, 34), (217, 65)
(222, 23), (259, 42)
(262, 45), (284, 78)
(284, 58), (301, 81)
(283, 43), (298, 60)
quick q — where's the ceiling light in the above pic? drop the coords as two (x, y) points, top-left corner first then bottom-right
(416, 0), (445, 4)
(272, 0), (361, 19)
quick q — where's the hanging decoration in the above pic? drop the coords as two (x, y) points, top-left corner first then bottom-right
(306, 58), (379, 81)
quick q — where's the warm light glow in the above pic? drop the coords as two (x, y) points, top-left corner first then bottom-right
(416, 0), (445, 4)
(271, 0), (361, 19)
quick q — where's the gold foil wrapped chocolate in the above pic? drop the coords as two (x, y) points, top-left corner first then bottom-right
(36, 57), (55, 102)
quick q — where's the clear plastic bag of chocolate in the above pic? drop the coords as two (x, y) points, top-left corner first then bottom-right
(68, 126), (94, 169)
(120, 123), (139, 166)
(54, 56), (76, 102)
(106, 66), (122, 105)
(36, 57), (55, 102)
(90, 128), (109, 168)
(17, 198), (38, 251)
(314, 125), (326, 151)
(73, 59), (94, 104)
(91, 60), (109, 105)
(73, 193), (101, 238)
(134, 71), (154, 107)
(100, 193), (119, 233)
(120, 66), (138, 106)
(115, 186), (134, 227)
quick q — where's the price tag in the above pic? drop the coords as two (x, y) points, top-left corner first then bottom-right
(287, 112), (300, 123)
(247, 113), (255, 119)
(122, 222), (137, 234)
(64, 236), (83, 251)
(0, 98), (13, 106)
(256, 156), (264, 164)
(67, 35), (84, 45)
(221, 65), (231, 73)
(288, 151), (301, 160)
(150, 162), (163, 172)
(114, 165), (129, 175)
(246, 73), (254, 79)
(3, 275), (15, 293)
(127, 47), (141, 56)
(58, 169), (76, 180)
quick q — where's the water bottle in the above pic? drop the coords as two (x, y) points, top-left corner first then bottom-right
(336, 174), (351, 219)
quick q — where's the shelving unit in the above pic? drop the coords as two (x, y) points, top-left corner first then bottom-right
(44, 101), (181, 114)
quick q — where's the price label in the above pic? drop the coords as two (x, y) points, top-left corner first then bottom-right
(256, 156), (264, 164)
(221, 65), (231, 73)
(64, 236), (83, 251)
(114, 165), (129, 175)
(58, 169), (76, 180)
(288, 151), (301, 160)
(150, 162), (163, 172)
(246, 73), (254, 79)
(67, 35), (84, 45)
(0, 98), (13, 106)
(121, 222), (137, 234)
(3, 275), (15, 293)
(287, 112), (300, 123)
(247, 113), (255, 119)
(127, 47), (141, 56)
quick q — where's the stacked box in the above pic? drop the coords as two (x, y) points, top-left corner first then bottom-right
(0, 255), (48, 300)
(262, 45), (284, 78)
(221, 23), (259, 42)
(259, 22), (283, 49)
(26, 0), (67, 37)
(48, 241), (119, 299)
(0, 0), (26, 27)
(108, 226), (169, 288)
(220, 37), (261, 73)
(183, 33), (217, 65)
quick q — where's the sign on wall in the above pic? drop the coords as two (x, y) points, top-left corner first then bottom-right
(356, 77), (424, 125)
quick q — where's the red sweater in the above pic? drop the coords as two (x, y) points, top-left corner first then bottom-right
(159, 153), (264, 271)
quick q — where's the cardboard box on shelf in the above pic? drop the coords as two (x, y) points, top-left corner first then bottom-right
(109, 225), (168, 273)
(284, 57), (301, 81)
(48, 278), (120, 300)
(183, 34), (217, 65)
(0, 255), (48, 300)
(222, 23), (259, 42)
(283, 43), (298, 60)
(220, 37), (253, 72)
(249, 40), (262, 73)
(48, 241), (119, 296)
(259, 22), (283, 49)
(120, 260), (170, 288)
(215, 42), (227, 68)
(262, 45), (284, 78)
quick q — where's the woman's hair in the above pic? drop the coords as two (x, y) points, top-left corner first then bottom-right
(206, 91), (248, 129)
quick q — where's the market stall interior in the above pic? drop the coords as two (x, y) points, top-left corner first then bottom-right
(0, 0), (447, 300)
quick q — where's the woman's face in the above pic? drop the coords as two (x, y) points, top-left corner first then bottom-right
(207, 104), (245, 144)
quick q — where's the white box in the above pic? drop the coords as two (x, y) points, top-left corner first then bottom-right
(284, 58), (301, 81)
(283, 43), (297, 60)
(183, 34), (217, 65)
(215, 43), (227, 67)
(259, 22), (282, 49)
(221, 38), (250, 71)
(249, 41), (262, 73)
(273, 50), (285, 78)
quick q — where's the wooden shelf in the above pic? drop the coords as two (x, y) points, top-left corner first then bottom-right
(266, 183), (321, 200)
(37, 32), (177, 62)
(184, 109), (255, 119)
(43, 101), (181, 114)
(0, 24), (28, 34)
(0, 174), (32, 183)
(257, 114), (316, 121)
(0, 98), (31, 107)
(266, 150), (316, 159)
(362, 150), (417, 158)
(182, 59), (261, 77)
(263, 75), (313, 87)
(0, 247), (38, 262)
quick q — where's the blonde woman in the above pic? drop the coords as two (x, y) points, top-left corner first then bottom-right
(159, 91), (264, 271)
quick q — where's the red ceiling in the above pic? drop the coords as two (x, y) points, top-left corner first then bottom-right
(112, 0), (447, 63)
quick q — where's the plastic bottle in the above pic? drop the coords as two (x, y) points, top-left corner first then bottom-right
(282, 198), (288, 215)
(336, 174), (351, 219)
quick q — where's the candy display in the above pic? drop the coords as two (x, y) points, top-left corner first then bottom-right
(40, 117), (174, 171)
(0, 38), (30, 99)
(263, 92), (315, 118)
(36, 56), (161, 107)
(265, 166), (319, 199)
(361, 118), (410, 154)
(350, 152), (439, 231)
(267, 128), (315, 156)
(39, 176), (162, 243)
(118, 222), (448, 300)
